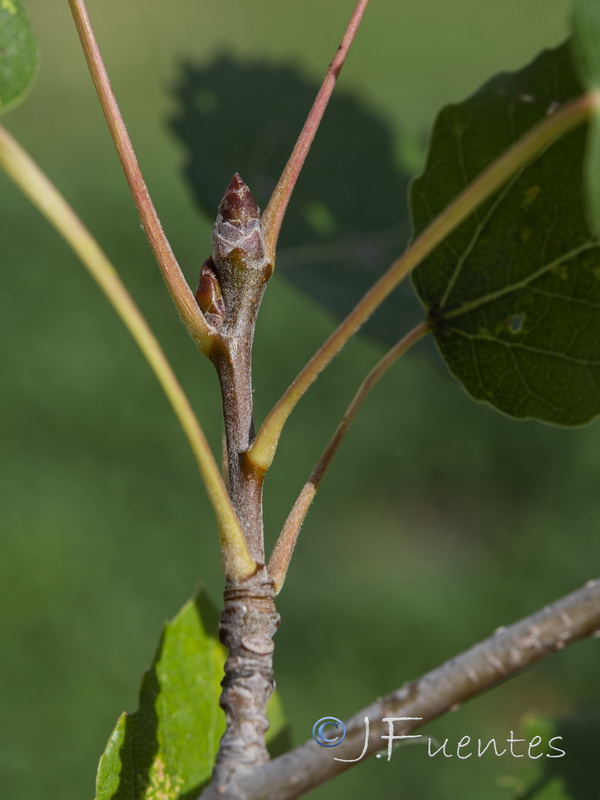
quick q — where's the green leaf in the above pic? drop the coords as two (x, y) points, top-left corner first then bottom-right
(94, 589), (290, 800)
(572, 1), (600, 89)
(170, 57), (424, 347)
(508, 710), (600, 799)
(411, 43), (600, 426)
(572, 1), (600, 238)
(0, 0), (39, 114)
(514, 777), (570, 800)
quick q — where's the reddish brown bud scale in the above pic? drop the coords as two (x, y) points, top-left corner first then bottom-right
(218, 173), (261, 225)
(195, 257), (225, 327)
(213, 174), (267, 277)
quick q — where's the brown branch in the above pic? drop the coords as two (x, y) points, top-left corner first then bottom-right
(268, 320), (430, 593)
(200, 577), (600, 800)
(261, 0), (371, 262)
(67, 0), (214, 355)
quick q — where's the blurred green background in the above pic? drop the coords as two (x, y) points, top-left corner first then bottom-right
(2, 0), (599, 798)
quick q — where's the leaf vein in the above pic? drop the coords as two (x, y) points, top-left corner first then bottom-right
(443, 240), (599, 319)
(439, 169), (523, 308)
(447, 327), (600, 367)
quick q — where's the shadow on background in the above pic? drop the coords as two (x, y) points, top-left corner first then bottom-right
(170, 55), (428, 346)
(112, 634), (162, 800)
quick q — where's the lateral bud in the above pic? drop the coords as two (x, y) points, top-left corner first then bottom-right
(195, 257), (225, 328)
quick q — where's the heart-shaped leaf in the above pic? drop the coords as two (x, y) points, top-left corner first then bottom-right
(411, 43), (600, 426)
(94, 589), (290, 800)
(0, 0), (38, 114)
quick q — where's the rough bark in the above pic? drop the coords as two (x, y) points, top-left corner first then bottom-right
(212, 568), (280, 790)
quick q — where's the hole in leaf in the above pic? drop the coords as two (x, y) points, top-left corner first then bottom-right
(508, 313), (526, 334)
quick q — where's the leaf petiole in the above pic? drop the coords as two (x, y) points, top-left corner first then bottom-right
(249, 91), (598, 475)
(261, 0), (371, 262)
(268, 319), (430, 593)
(67, 0), (214, 355)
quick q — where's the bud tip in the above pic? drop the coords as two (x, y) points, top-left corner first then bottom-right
(219, 173), (260, 224)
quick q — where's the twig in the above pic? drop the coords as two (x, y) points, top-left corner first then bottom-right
(261, 0), (371, 262)
(227, 578), (600, 800)
(204, 176), (279, 785)
(0, 124), (255, 582)
(249, 92), (597, 474)
(67, 0), (214, 355)
(268, 320), (429, 593)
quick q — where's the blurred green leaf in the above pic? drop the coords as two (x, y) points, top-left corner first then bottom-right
(0, 0), (38, 114)
(572, 1), (600, 89)
(516, 778), (570, 800)
(94, 589), (290, 800)
(411, 43), (600, 426)
(572, 1), (600, 238)
(509, 710), (600, 799)
(170, 56), (425, 346)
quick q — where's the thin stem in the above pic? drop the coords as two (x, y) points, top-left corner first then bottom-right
(67, 0), (214, 356)
(268, 320), (429, 593)
(250, 92), (597, 474)
(0, 124), (255, 582)
(226, 578), (600, 800)
(261, 0), (371, 262)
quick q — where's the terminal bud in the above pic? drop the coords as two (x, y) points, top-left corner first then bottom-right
(211, 174), (272, 335)
(213, 174), (268, 276)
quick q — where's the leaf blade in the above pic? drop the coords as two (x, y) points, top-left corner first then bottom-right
(94, 589), (289, 800)
(0, 0), (39, 114)
(572, 0), (600, 237)
(411, 43), (600, 426)
(507, 710), (600, 799)
(572, 0), (600, 90)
